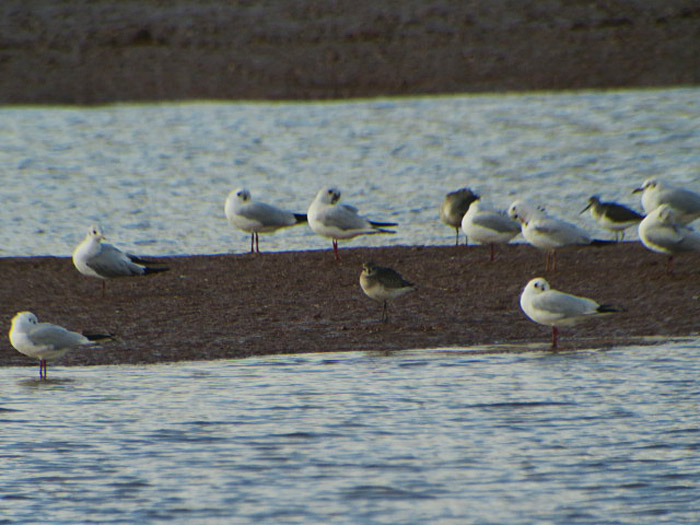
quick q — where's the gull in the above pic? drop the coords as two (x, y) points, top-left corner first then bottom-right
(508, 200), (610, 271)
(581, 195), (644, 242)
(461, 198), (520, 261)
(360, 262), (415, 322)
(440, 187), (480, 245)
(9, 311), (111, 380)
(308, 187), (397, 261)
(638, 204), (700, 274)
(633, 178), (700, 224)
(519, 278), (624, 349)
(224, 188), (307, 253)
(72, 225), (169, 296)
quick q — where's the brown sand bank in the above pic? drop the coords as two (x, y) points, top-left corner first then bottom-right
(1, 243), (698, 369)
(0, 1), (699, 104)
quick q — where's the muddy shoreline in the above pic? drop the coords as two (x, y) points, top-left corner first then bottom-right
(2, 243), (698, 369)
(1, 1), (699, 104)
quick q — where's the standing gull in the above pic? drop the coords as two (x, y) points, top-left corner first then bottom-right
(360, 262), (415, 322)
(9, 311), (110, 380)
(581, 195), (644, 242)
(461, 198), (520, 261)
(224, 188), (307, 253)
(308, 187), (397, 261)
(519, 278), (623, 349)
(72, 225), (169, 296)
(638, 204), (700, 274)
(508, 200), (609, 271)
(440, 187), (480, 245)
(633, 178), (700, 224)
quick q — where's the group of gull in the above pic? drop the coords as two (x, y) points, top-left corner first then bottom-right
(9, 179), (700, 378)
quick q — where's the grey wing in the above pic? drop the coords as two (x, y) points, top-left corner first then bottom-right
(534, 290), (597, 317)
(29, 324), (90, 349)
(322, 205), (369, 230)
(240, 201), (296, 227)
(645, 222), (687, 250)
(667, 188), (700, 214)
(473, 212), (520, 234)
(534, 219), (590, 244)
(87, 243), (145, 278)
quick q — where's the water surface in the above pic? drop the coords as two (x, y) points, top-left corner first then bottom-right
(1, 342), (698, 523)
(1, 88), (698, 256)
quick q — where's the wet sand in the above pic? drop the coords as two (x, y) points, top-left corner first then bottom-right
(1, 242), (698, 369)
(1, 0), (699, 104)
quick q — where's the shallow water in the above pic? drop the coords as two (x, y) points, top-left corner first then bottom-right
(1, 342), (699, 523)
(1, 88), (698, 256)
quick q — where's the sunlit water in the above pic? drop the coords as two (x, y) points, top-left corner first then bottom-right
(1, 343), (698, 523)
(0, 88), (698, 256)
(1, 90), (699, 522)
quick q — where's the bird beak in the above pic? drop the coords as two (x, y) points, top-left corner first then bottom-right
(632, 186), (643, 194)
(580, 202), (592, 214)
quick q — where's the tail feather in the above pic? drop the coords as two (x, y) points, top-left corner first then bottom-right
(294, 213), (308, 223)
(370, 228), (396, 235)
(597, 304), (625, 314)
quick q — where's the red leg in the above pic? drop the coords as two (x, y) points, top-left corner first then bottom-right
(332, 239), (340, 261)
(551, 326), (559, 349)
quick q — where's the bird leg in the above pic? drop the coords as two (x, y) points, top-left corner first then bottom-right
(454, 227), (460, 246)
(551, 326), (559, 350)
(101, 280), (106, 298)
(490, 243), (495, 262)
(39, 359), (47, 380)
(332, 239), (340, 261)
(382, 301), (388, 322)
(667, 256), (674, 275)
(255, 233), (260, 254)
(250, 233), (255, 253)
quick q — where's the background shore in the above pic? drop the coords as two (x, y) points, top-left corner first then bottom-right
(1, 243), (698, 368)
(1, 1), (698, 104)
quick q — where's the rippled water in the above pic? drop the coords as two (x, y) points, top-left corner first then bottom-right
(1, 342), (699, 523)
(1, 88), (698, 256)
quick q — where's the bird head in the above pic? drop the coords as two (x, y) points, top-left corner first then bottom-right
(317, 187), (341, 205)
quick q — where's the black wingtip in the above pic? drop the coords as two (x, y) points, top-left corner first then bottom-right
(590, 239), (616, 246)
(294, 213), (308, 223)
(128, 254), (157, 265)
(84, 332), (116, 341)
(369, 220), (399, 228)
(597, 304), (625, 314)
(143, 266), (170, 275)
